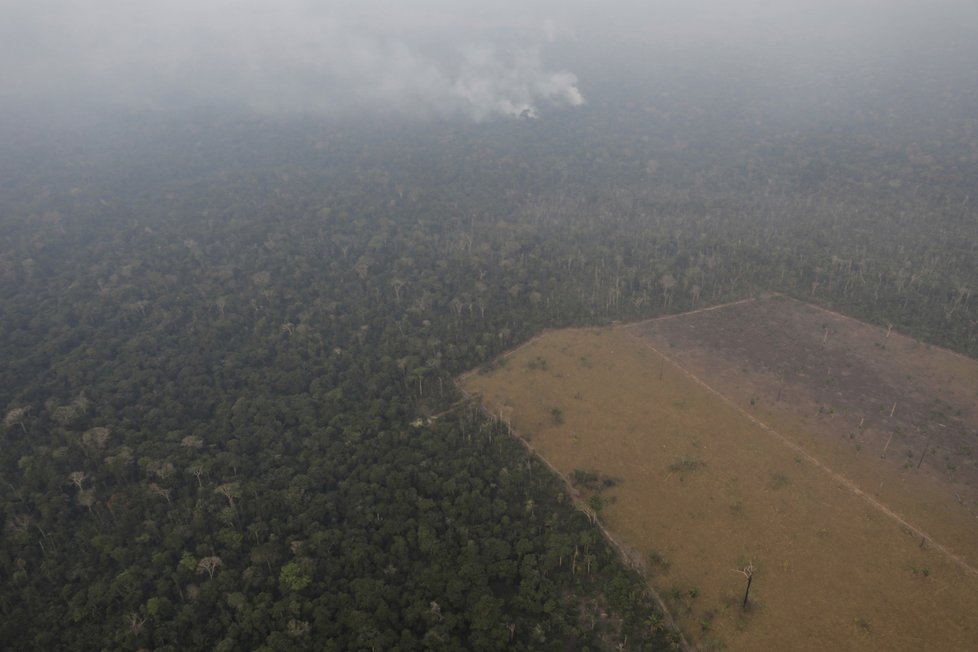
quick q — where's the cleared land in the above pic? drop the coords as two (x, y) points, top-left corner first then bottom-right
(461, 295), (978, 651)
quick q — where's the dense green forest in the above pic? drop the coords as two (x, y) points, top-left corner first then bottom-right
(2, 46), (977, 650)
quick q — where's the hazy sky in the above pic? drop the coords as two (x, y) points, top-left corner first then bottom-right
(2, 1), (975, 120)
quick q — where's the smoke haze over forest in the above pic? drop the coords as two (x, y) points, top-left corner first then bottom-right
(2, 0), (976, 121)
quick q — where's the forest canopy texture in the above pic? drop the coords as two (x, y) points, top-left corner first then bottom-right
(2, 6), (978, 650)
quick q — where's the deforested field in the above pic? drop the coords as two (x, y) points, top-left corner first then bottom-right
(461, 295), (978, 651)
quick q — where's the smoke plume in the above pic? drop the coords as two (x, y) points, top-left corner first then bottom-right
(1, 1), (585, 120)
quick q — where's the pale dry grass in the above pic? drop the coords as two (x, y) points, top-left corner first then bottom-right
(463, 324), (978, 651)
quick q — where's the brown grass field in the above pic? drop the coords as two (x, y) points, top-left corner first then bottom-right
(461, 295), (978, 651)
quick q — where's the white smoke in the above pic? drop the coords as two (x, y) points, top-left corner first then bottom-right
(451, 44), (585, 120)
(0, 1), (585, 120)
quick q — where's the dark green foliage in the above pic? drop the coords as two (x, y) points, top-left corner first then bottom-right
(571, 469), (601, 489)
(570, 469), (620, 493)
(550, 407), (565, 425)
(1, 66), (976, 649)
(0, 113), (691, 650)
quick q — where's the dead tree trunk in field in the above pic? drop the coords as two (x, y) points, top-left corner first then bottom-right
(917, 433), (934, 470)
(733, 562), (756, 609)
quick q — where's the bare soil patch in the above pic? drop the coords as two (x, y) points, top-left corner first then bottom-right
(461, 297), (978, 651)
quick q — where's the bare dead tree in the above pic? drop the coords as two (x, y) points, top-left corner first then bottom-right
(391, 278), (406, 305)
(4, 407), (29, 434)
(733, 561), (756, 609)
(68, 471), (87, 490)
(126, 611), (146, 635)
(77, 489), (97, 513)
(880, 433), (894, 459)
(180, 435), (203, 449)
(917, 432), (934, 470)
(146, 459), (175, 481)
(659, 273), (677, 306)
(196, 556), (222, 580)
(149, 483), (172, 505)
(216, 483), (239, 508)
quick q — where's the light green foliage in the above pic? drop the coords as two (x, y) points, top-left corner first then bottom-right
(279, 562), (311, 593)
(178, 552), (197, 574)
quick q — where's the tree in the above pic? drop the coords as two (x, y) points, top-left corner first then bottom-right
(733, 561), (756, 609)
(550, 407), (564, 425)
(279, 561), (310, 592)
(659, 273), (677, 306)
(196, 556), (222, 580)
(125, 611), (146, 635)
(178, 551), (197, 574)
(215, 482), (239, 508)
(149, 483), (172, 505)
(82, 427), (111, 452)
(68, 471), (87, 490)
(180, 435), (203, 449)
(77, 489), (97, 512)
(4, 407), (29, 434)
(391, 278), (407, 305)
